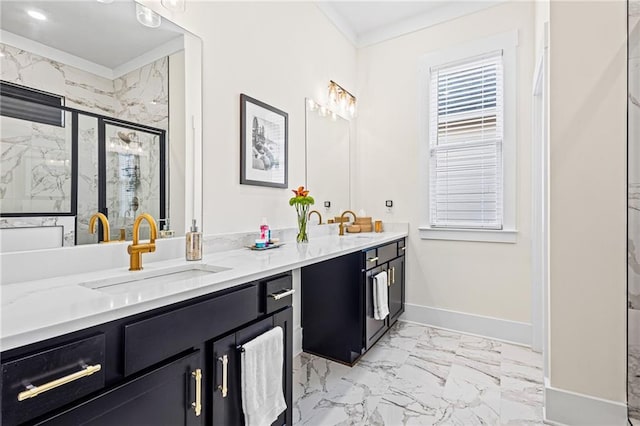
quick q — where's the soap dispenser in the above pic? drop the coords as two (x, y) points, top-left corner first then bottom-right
(186, 219), (202, 261)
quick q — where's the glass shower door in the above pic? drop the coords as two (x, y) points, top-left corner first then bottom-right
(102, 120), (165, 241)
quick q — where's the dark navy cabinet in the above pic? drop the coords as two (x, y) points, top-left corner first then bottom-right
(0, 272), (294, 426)
(301, 238), (406, 365)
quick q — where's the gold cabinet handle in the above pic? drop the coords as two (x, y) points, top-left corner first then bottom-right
(367, 257), (379, 263)
(387, 269), (391, 287)
(218, 355), (228, 398)
(269, 289), (295, 300)
(191, 368), (202, 417)
(401, 247), (406, 251)
(18, 364), (101, 401)
(392, 267), (396, 284)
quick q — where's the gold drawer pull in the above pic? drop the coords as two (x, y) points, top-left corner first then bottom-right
(367, 257), (379, 263)
(401, 247), (406, 251)
(269, 289), (295, 300)
(218, 355), (229, 398)
(191, 368), (202, 416)
(18, 364), (102, 401)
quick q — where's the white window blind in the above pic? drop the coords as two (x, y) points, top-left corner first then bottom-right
(429, 50), (504, 229)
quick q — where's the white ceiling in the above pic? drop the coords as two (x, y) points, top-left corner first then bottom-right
(0, 0), (184, 75)
(316, 1), (506, 47)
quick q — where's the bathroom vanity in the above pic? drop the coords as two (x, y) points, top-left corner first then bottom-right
(1, 273), (294, 426)
(301, 238), (406, 365)
(0, 230), (407, 425)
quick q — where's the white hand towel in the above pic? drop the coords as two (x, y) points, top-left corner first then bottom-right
(373, 271), (390, 320)
(241, 326), (287, 426)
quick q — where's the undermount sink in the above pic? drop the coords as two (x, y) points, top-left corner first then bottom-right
(80, 264), (229, 295)
(344, 234), (376, 240)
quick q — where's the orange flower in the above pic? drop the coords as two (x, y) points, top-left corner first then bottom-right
(292, 186), (308, 197)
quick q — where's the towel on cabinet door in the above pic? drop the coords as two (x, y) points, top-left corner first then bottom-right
(373, 271), (390, 320)
(241, 326), (287, 426)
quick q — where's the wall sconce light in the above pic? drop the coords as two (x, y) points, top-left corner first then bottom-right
(161, 0), (185, 12)
(136, 3), (161, 28)
(328, 80), (356, 118)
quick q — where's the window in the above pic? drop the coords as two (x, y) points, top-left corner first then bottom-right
(419, 31), (517, 243)
(0, 81), (64, 127)
(429, 51), (503, 229)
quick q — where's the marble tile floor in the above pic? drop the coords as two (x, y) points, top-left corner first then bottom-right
(293, 321), (544, 425)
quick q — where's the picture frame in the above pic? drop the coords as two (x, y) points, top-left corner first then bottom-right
(240, 94), (288, 188)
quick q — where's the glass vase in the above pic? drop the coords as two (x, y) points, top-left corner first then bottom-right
(297, 207), (309, 243)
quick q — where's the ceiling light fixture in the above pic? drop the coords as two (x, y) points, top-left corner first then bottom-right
(27, 9), (47, 21)
(328, 80), (356, 118)
(161, 0), (185, 12)
(136, 3), (161, 28)
(96, 0), (114, 3)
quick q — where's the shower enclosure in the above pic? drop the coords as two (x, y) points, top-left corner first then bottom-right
(629, 0), (640, 423)
(0, 84), (166, 247)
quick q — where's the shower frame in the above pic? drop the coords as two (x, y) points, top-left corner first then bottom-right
(0, 102), (167, 244)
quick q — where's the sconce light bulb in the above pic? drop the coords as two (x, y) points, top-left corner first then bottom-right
(328, 84), (338, 105)
(349, 100), (356, 117)
(307, 99), (317, 111)
(319, 105), (328, 117)
(161, 0), (185, 12)
(339, 93), (348, 111)
(331, 111), (337, 121)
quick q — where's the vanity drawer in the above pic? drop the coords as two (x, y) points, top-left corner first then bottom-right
(262, 274), (294, 314)
(398, 239), (406, 257)
(1, 334), (106, 426)
(124, 284), (259, 376)
(364, 249), (378, 269)
(377, 241), (398, 265)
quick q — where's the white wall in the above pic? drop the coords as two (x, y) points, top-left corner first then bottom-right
(548, 0), (627, 404)
(142, 1), (357, 233)
(354, 2), (535, 325)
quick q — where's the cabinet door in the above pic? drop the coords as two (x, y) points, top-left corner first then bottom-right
(37, 351), (202, 426)
(388, 256), (405, 326)
(301, 252), (363, 365)
(272, 307), (293, 426)
(212, 311), (291, 426)
(365, 266), (388, 349)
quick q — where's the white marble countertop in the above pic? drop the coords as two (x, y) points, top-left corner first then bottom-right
(1, 231), (407, 351)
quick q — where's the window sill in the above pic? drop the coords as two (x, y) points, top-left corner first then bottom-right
(418, 227), (518, 243)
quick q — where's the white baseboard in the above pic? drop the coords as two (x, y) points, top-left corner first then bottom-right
(544, 381), (628, 425)
(293, 326), (303, 358)
(402, 303), (532, 346)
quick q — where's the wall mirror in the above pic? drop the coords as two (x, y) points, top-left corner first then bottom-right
(0, 0), (202, 252)
(305, 98), (351, 221)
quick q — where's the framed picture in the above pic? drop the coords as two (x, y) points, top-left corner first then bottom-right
(240, 94), (288, 188)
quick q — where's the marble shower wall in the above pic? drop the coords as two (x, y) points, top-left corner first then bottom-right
(629, 0), (640, 422)
(0, 43), (168, 247)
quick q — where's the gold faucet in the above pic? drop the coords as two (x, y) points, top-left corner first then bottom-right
(308, 210), (323, 225)
(338, 210), (357, 236)
(89, 212), (112, 243)
(127, 213), (158, 271)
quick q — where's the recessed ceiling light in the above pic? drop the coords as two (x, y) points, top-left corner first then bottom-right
(27, 10), (47, 21)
